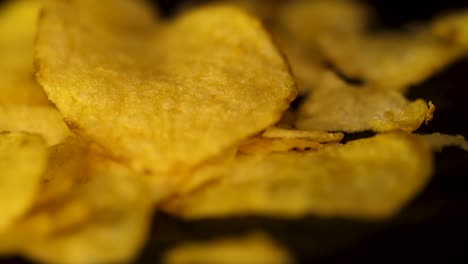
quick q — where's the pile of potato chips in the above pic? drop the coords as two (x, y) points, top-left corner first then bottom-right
(1, 0), (468, 263)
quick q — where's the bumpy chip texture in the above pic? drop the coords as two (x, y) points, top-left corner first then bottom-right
(0, 132), (47, 231)
(164, 133), (433, 220)
(36, 0), (296, 183)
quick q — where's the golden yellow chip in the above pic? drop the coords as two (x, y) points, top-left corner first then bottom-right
(0, 132), (47, 231)
(0, 105), (70, 145)
(296, 72), (435, 133)
(0, 137), (153, 263)
(433, 9), (468, 45)
(278, 0), (370, 46)
(262, 126), (343, 143)
(164, 133), (433, 220)
(419, 133), (468, 152)
(162, 232), (293, 264)
(218, 0), (280, 24)
(169, 147), (238, 196)
(36, 0), (296, 187)
(318, 28), (464, 92)
(271, 0), (370, 92)
(239, 137), (324, 155)
(277, 40), (327, 94)
(0, 0), (49, 105)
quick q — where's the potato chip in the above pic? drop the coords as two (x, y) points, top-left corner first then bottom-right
(35, 0), (296, 188)
(0, 132), (46, 231)
(296, 72), (435, 133)
(239, 137), (324, 155)
(219, 0), (281, 24)
(278, 0), (371, 47)
(275, 108), (297, 129)
(277, 40), (327, 94)
(318, 28), (465, 92)
(169, 147), (238, 196)
(419, 133), (468, 152)
(272, 0), (370, 92)
(274, 1), (462, 92)
(0, 136), (153, 264)
(162, 232), (293, 264)
(0, 105), (69, 145)
(433, 9), (468, 45)
(262, 126), (343, 143)
(217, 0), (323, 92)
(0, 0), (49, 105)
(164, 133), (433, 220)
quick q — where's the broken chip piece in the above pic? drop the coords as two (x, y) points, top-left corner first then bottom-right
(35, 0), (296, 192)
(164, 133), (433, 220)
(0, 132), (47, 231)
(419, 133), (468, 152)
(296, 72), (435, 133)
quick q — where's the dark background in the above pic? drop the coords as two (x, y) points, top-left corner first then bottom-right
(1, 0), (468, 263)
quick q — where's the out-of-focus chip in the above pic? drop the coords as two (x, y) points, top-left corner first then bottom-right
(0, 0), (49, 105)
(238, 126), (342, 155)
(278, 40), (326, 93)
(273, 0), (370, 92)
(278, 0), (370, 47)
(164, 133), (433, 220)
(419, 133), (468, 152)
(162, 232), (293, 264)
(158, 147), (238, 197)
(0, 132), (47, 231)
(36, 0), (296, 192)
(262, 126), (343, 143)
(433, 9), (468, 45)
(239, 137), (324, 155)
(0, 105), (70, 145)
(219, 0), (281, 25)
(296, 72), (435, 133)
(0, 137), (153, 263)
(318, 28), (465, 92)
